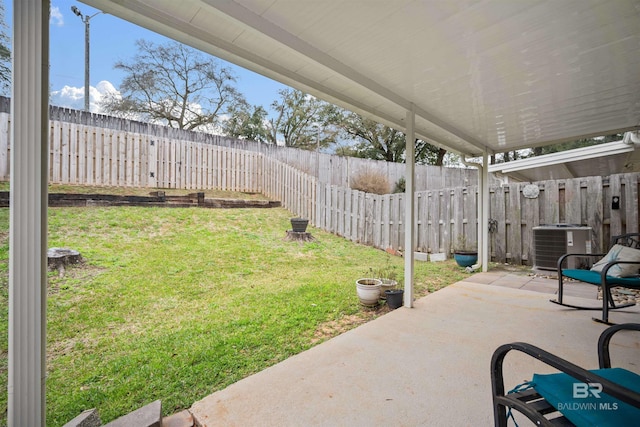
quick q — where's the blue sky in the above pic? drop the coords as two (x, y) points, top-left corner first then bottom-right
(6, 0), (289, 114)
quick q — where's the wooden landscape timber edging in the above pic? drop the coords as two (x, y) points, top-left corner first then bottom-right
(0, 191), (281, 209)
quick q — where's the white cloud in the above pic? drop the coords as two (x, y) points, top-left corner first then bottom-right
(50, 6), (64, 27)
(50, 80), (120, 114)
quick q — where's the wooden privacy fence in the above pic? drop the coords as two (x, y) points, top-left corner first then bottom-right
(262, 156), (317, 225)
(0, 106), (637, 266)
(315, 173), (640, 265)
(0, 115), (264, 192)
(315, 185), (478, 256)
(0, 111), (317, 225)
(0, 110), (479, 191)
(0, 98), (482, 190)
(489, 174), (639, 264)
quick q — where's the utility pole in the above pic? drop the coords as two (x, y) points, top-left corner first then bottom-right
(71, 6), (103, 112)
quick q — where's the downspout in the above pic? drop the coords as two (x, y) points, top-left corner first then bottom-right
(461, 152), (489, 272)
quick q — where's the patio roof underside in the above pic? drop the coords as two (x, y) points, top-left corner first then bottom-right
(488, 138), (640, 181)
(81, 0), (640, 160)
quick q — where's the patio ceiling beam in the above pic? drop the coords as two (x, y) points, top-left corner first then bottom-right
(9, 0), (49, 425)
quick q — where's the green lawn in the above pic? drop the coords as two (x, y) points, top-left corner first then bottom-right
(0, 202), (467, 426)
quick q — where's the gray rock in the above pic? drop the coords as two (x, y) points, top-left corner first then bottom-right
(62, 408), (101, 427)
(103, 400), (162, 427)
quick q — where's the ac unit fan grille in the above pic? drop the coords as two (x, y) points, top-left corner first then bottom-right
(534, 229), (568, 270)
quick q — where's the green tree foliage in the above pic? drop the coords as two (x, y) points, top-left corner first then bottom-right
(101, 40), (245, 131)
(489, 134), (624, 164)
(530, 133), (623, 157)
(222, 100), (270, 143)
(0, 2), (11, 95)
(337, 112), (406, 162)
(329, 109), (447, 165)
(268, 88), (338, 149)
(252, 87), (446, 163)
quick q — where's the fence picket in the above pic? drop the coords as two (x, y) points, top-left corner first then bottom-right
(622, 173), (639, 234)
(506, 186), (521, 263)
(61, 122), (70, 183)
(490, 186), (506, 261)
(0, 113), (9, 180)
(86, 127), (94, 185)
(609, 175), (623, 237)
(69, 123), (78, 184)
(94, 129), (102, 186)
(585, 176), (603, 252)
(51, 120), (61, 182)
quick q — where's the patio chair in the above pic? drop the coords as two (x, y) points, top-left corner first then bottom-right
(491, 323), (640, 426)
(550, 233), (640, 324)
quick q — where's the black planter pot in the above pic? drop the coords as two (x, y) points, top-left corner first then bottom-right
(290, 218), (309, 233)
(385, 289), (404, 310)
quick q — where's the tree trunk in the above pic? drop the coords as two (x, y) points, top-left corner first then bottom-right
(47, 248), (82, 278)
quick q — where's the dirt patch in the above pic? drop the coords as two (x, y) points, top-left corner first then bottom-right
(48, 261), (106, 295)
(47, 335), (98, 363)
(311, 304), (392, 344)
(489, 263), (535, 274)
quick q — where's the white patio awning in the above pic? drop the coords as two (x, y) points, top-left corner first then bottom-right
(488, 132), (640, 182)
(78, 0), (640, 158)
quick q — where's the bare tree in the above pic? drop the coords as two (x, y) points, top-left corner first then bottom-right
(101, 40), (245, 131)
(0, 2), (10, 95)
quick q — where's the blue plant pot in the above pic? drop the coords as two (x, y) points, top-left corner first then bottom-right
(454, 252), (477, 268)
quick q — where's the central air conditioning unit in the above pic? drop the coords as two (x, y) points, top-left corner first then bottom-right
(533, 225), (592, 271)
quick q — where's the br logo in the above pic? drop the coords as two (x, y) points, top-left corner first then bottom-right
(573, 382), (602, 399)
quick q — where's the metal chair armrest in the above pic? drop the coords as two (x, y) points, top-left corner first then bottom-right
(600, 260), (640, 283)
(557, 252), (606, 272)
(598, 323), (640, 368)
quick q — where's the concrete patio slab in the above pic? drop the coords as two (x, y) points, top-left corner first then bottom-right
(190, 276), (639, 426)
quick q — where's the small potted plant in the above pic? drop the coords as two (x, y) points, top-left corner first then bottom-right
(371, 260), (399, 299)
(453, 234), (478, 268)
(355, 277), (382, 306)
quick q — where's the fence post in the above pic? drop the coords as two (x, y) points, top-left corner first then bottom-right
(148, 138), (157, 188)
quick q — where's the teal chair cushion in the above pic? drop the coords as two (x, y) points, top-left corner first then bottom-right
(562, 269), (640, 287)
(533, 367), (640, 426)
